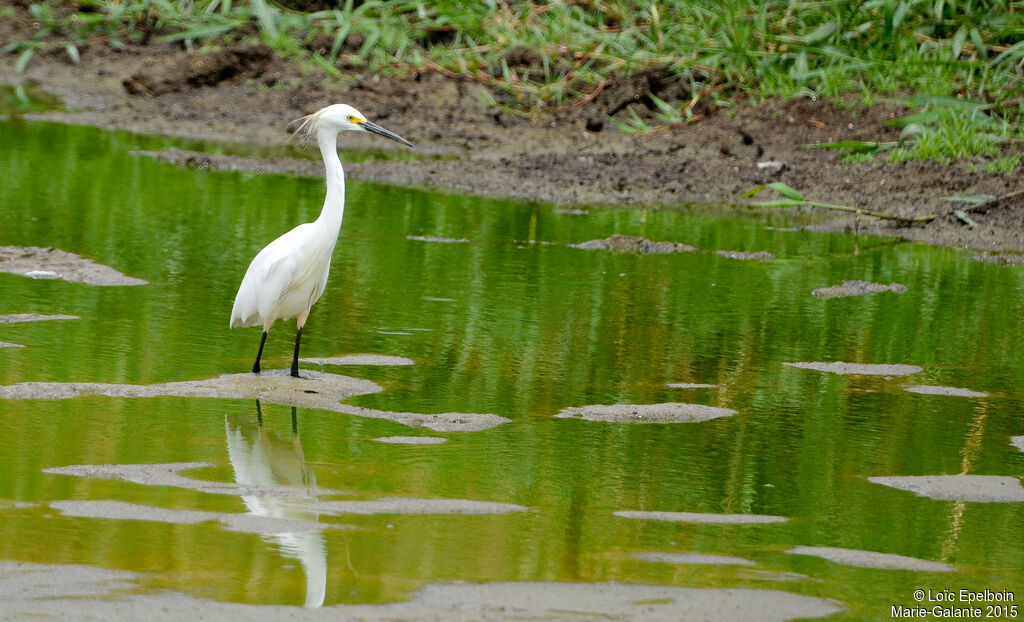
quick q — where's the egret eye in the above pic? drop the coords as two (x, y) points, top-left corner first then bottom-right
(346, 115), (355, 122)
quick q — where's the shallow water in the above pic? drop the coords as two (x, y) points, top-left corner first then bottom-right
(1, 109), (1023, 619)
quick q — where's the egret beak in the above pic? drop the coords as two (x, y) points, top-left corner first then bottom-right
(360, 120), (414, 148)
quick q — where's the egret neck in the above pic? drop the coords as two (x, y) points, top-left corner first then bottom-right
(315, 128), (346, 233)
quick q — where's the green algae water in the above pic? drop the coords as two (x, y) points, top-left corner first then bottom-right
(1, 113), (1023, 620)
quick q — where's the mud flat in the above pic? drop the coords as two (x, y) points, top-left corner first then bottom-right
(335, 404), (509, 432)
(0, 313), (79, 323)
(716, 250), (774, 261)
(294, 497), (527, 516)
(868, 475), (1024, 502)
(50, 500), (342, 534)
(569, 234), (696, 254)
(556, 403), (736, 423)
(614, 510), (788, 524)
(786, 546), (954, 572)
(633, 552), (756, 566)
(43, 462), (343, 497)
(373, 436), (448, 445)
(783, 361), (923, 376)
(902, 385), (988, 398)
(300, 354), (415, 366)
(40, 462), (524, 517)
(406, 235), (469, 244)
(0, 369), (508, 432)
(811, 280), (907, 299)
(667, 382), (719, 389)
(0, 246), (147, 286)
(0, 561), (844, 621)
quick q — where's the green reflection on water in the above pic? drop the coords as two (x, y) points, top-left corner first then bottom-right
(0, 117), (1023, 619)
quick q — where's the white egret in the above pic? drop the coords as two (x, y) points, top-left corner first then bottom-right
(230, 104), (413, 377)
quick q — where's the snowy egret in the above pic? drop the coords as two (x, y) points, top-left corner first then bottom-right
(230, 104), (413, 377)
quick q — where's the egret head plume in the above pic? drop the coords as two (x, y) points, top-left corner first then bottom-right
(290, 104), (412, 148)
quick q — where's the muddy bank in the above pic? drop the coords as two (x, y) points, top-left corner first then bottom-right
(2, 9), (1022, 256)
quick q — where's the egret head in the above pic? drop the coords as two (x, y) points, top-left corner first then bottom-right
(294, 104), (413, 148)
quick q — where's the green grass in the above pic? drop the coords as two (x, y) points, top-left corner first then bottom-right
(5, 0), (1024, 162)
(982, 153), (1022, 173)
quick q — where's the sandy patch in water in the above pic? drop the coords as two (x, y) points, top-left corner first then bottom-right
(784, 361), (923, 376)
(294, 497), (527, 516)
(667, 382), (719, 389)
(633, 552), (756, 566)
(0, 246), (147, 286)
(0, 369), (508, 432)
(334, 404), (509, 432)
(614, 510), (788, 524)
(1012, 436), (1024, 453)
(555, 403), (735, 423)
(301, 354), (414, 366)
(811, 280), (907, 299)
(902, 385), (988, 398)
(406, 235), (469, 244)
(868, 474), (1024, 502)
(0, 561), (844, 621)
(43, 462), (343, 497)
(373, 436), (447, 445)
(786, 546), (954, 572)
(569, 234), (696, 254)
(50, 500), (341, 534)
(41, 462), (525, 518)
(0, 313), (79, 323)
(716, 250), (774, 261)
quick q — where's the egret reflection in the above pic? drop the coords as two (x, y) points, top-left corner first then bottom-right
(225, 402), (327, 608)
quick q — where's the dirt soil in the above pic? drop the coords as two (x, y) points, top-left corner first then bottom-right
(2, 6), (1024, 258)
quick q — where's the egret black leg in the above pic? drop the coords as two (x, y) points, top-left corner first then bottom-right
(291, 326), (303, 378)
(252, 331), (268, 374)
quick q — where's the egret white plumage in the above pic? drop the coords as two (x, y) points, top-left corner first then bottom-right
(230, 104), (413, 377)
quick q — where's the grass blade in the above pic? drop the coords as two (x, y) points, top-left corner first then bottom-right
(768, 182), (805, 201)
(941, 194), (996, 204)
(251, 0), (278, 38)
(15, 48), (34, 74)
